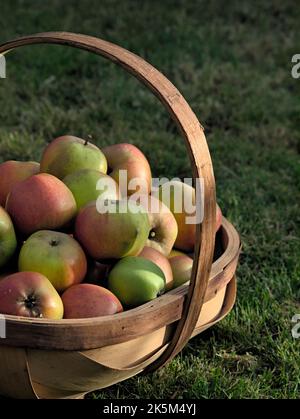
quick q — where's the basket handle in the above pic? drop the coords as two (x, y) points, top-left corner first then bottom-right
(0, 32), (216, 370)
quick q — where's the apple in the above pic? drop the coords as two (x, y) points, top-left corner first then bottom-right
(63, 169), (119, 212)
(168, 249), (185, 258)
(75, 199), (150, 260)
(169, 252), (193, 288)
(0, 206), (17, 269)
(18, 230), (87, 293)
(0, 160), (40, 206)
(108, 256), (165, 307)
(141, 195), (178, 256)
(62, 284), (123, 318)
(138, 246), (173, 291)
(159, 181), (221, 252)
(6, 173), (77, 236)
(85, 260), (111, 285)
(159, 180), (197, 252)
(40, 135), (107, 179)
(216, 203), (223, 232)
(102, 143), (152, 196)
(0, 272), (63, 319)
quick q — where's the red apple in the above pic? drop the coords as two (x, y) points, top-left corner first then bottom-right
(138, 246), (173, 291)
(40, 135), (108, 179)
(6, 173), (76, 236)
(169, 251), (193, 288)
(62, 283), (123, 318)
(102, 143), (152, 196)
(18, 230), (87, 292)
(0, 160), (40, 207)
(216, 203), (223, 232)
(0, 272), (63, 319)
(75, 199), (150, 260)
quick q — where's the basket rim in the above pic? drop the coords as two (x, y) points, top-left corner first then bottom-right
(0, 216), (240, 351)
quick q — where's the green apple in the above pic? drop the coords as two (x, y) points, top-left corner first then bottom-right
(108, 256), (165, 307)
(0, 206), (17, 269)
(63, 169), (119, 212)
(18, 230), (87, 292)
(75, 199), (151, 260)
(138, 246), (173, 291)
(40, 135), (108, 179)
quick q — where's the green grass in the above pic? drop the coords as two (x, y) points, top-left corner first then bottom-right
(0, 0), (299, 399)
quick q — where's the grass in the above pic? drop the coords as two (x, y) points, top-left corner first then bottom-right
(0, 0), (299, 399)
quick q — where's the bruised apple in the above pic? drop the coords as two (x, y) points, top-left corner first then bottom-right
(18, 231), (87, 292)
(62, 284), (123, 318)
(0, 272), (63, 319)
(0, 160), (40, 206)
(40, 135), (107, 179)
(6, 173), (76, 236)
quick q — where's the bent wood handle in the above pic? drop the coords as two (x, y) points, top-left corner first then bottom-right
(0, 32), (216, 369)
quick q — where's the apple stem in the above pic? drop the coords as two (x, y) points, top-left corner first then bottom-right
(85, 134), (93, 146)
(50, 239), (59, 247)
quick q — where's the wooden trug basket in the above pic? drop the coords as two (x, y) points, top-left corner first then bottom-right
(0, 33), (241, 399)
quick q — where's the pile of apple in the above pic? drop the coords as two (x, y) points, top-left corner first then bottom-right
(0, 136), (222, 320)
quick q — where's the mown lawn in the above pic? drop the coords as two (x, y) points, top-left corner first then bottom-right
(0, 0), (299, 399)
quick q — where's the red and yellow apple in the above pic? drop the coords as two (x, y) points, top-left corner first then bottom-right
(62, 283), (123, 318)
(75, 199), (150, 260)
(160, 180), (222, 252)
(0, 160), (40, 207)
(141, 195), (178, 256)
(6, 173), (76, 235)
(18, 230), (87, 292)
(169, 250), (193, 288)
(0, 206), (17, 269)
(0, 272), (63, 319)
(102, 143), (152, 196)
(159, 180), (196, 252)
(40, 135), (107, 179)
